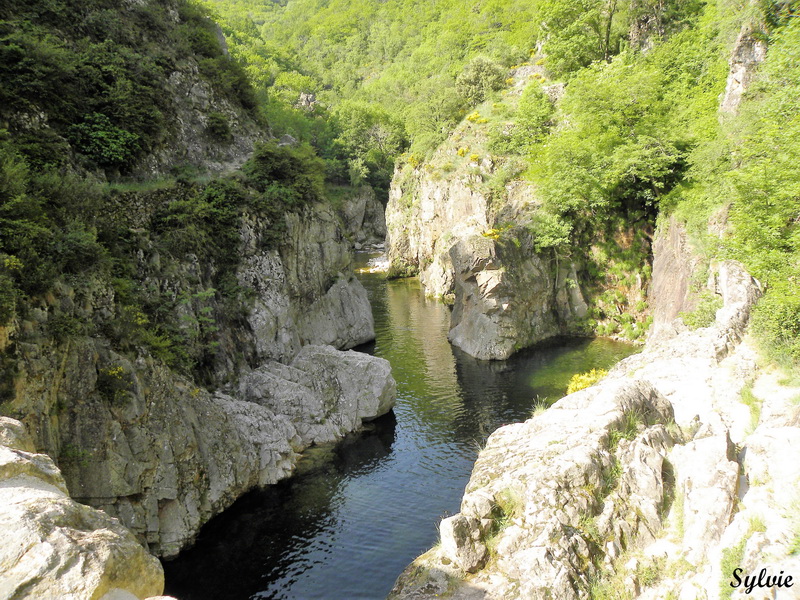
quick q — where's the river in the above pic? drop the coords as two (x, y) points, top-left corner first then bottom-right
(163, 255), (637, 599)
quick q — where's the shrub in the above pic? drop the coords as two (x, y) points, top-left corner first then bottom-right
(206, 111), (232, 142)
(456, 57), (505, 105)
(566, 368), (608, 394)
(244, 141), (326, 206)
(97, 364), (134, 403)
(0, 275), (15, 325)
(680, 290), (722, 330)
(68, 113), (140, 169)
(750, 279), (800, 367)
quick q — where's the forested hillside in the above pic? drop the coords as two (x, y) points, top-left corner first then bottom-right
(0, 0), (334, 389)
(206, 0), (799, 368)
(1, 0), (798, 380)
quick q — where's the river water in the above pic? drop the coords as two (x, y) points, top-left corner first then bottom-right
(163, 256), (637, 600)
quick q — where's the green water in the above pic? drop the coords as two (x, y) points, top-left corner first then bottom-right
(164, 262), (638, 600)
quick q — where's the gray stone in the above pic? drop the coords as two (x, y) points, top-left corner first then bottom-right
(440, 514), (487, 573)
(390, 257), (770, 600)
(720, 20), (767, 115)
(0, 419), (164, 600)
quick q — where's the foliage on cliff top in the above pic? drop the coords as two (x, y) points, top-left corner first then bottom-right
(0, 0), (258, 175)
(204, 0), (705, 166)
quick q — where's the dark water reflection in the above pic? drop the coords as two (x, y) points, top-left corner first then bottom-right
(163, 255), (637, 600)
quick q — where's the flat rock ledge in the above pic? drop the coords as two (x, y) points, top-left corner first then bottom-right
(0, 416), (169, 600)
(390, 261), (800, 599)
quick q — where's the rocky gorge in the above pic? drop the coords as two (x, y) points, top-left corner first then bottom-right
(385, 12), (800, 598)
(1, 0), (797, 597)
(0, 194), (396, 596)
(384, 70), (648, 361)
(389, 245), (800, 600)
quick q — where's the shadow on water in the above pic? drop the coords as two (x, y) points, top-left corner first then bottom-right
(163, 253), (638, 600)
(163, 413), (398, 600)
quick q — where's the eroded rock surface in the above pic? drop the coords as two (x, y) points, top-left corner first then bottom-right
(2, 203), (390, 559)
(0, 417), (165, 600)
(390, 260), (800, 600)
(386, 164), (591, 360)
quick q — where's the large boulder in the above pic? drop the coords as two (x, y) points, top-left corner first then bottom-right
(0, 417), (165, 600)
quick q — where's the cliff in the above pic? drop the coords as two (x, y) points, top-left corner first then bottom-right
(389, 244), (800, 599)
(387, 11), (789, 596)
(0, 191), (395, 563)
(385, 70), (649, 360)
(0, 416), (165, 600)
(0, 0), (401, 574)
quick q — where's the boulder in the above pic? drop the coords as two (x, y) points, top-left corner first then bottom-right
(0, 417), (164, 600)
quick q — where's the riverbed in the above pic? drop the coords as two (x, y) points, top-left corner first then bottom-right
(163, 258), (637, 599)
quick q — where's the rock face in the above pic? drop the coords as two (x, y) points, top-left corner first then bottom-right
(337, 185), (388, 247)
(386, 164), (594, 360)
(720, 20), (768, 115)
(445, 233), (563, 360)
(0, 417), (165, 600)
(389, 259), (797, 600)
(239, 203), (375, 364)
(385, 71), (648, 360)
(44, 343), (392, 559)
(647, 215), (703, 336)
(1, 201), (392, 559)
(137, 2), (264, 177)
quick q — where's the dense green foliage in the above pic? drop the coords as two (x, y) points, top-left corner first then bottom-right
(0, 0), (331, 382)
(204, 0), (706, 179)
(722, 17), (800, 365)
(0, 0), (255, 173)
(1, 0), (798, 376)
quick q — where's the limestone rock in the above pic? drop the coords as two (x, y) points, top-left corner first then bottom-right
(386, 163), (588, 360)
(0, 418), (164, 600)
(447, 234), (560, 360)
(720, 20), (768, 115)
(647, 215), (703, 341)
(240, 345), (396, 445)
(390, 259), (767, 600)
(337, 186), (388, 246)
(391, 379), (676, 599)
(439, 514), (487, 573)
(3, 202), (388, 561)
(39, 342), (396, 560)
(296, 276), (375, 349)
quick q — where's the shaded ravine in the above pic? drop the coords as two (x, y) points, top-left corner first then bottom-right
(163, 255), (637, 600)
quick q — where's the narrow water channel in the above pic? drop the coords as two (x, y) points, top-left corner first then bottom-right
(163, 255), (638, 600)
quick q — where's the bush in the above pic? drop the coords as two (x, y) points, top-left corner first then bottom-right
(244, 141), (326, 206)
(566, 368), (608, 394)
(0, 275), (16, 325)
(206, 111), (232, 142)
(456, 57), (506, 105)
(68, 113), (140, 169)
(680, 290), (722, 330)
(751, 280), (800, 366)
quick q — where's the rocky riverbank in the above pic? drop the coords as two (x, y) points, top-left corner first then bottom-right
(0, 199), (395, 560)
(389, 259), (800, 599)
(0, 416), (165, 600)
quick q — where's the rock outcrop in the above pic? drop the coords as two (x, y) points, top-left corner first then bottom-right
(720, 19), (768, 115)
(385, 71), (647, 361)
(0, 417), (167, 600)
(240, 203), (375, 364)
(43, 343), (392, 559)
(386, 162), (596, 360)
(1, 200), (392, 559)
(337, 185), (388, 248)
(389, 259), (800, 599)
